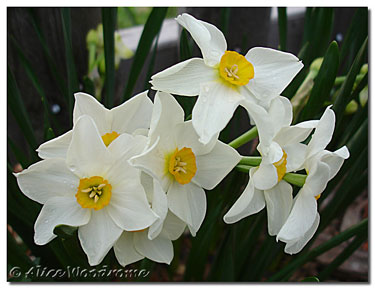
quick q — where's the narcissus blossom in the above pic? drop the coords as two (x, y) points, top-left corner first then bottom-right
(130, 91), (241, 236)
(114, 211), (186, 266)
(37, 91), (153, 159)
(15, 115), (158, 266)
(277, 106), (349, 254)
(150, 13), (303, 144)
(224, 97), (317, 238)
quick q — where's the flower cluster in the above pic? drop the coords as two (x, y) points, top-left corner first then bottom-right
(15, 13), (349, 266)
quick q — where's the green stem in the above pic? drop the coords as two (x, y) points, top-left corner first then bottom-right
(229, 127), (258, 149)
(239, 156), (262, 167)
(235, 164), (307, 187)
(283, 172), (307, 187)
(334, 73), (364, 86)
(268, 218), (368, 281)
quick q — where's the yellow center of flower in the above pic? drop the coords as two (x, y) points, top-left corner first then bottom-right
(315, 194), (321, 200)
(167, 147), (197, 185)
(101, 131), (120, 146)
(273, 150), (287, 182)
(130, 228), (148, 233)
(219, 51), (254, 86)
(76, 176), (112, 210)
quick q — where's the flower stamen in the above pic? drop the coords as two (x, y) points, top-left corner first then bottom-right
(76, 177), (112, 210)
(168, 147), (197, 185)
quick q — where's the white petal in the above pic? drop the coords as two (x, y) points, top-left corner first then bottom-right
(284, 143), (308, 172)
(78, 208), (123, 266)
(193, 140), (241, 190)
(148, 91), (184, 146)
(224, 168), (265, 224)
(15, 158), (79, 204)
(242, 100), (277, 147)
(107, 133), (148, 165)
(245, 47), (303, 102)
(252, 162), (278, 191)
(160, 210), (186, 241)
(321, 146), (349, 180)
(267, 96), (293, 132)
(36, 130), (72, 159)
(304, 159), (331, 197)
(129, 137), (172, 191)
(264, 181), (293, 236)
(148, 179), (168, 240)
(73, 92), (111, 135)
(34, 196), (91, 245)
(192, 81), (244, 144)
(66, 115), (112, 178)
(107, 184), (158, 231)
(110, 90), (153, 134)
(150, 58), (217, 96)
(273, 120), (318, 147)
(306, 106), (335, 158)
(284, 213), (320, 255)
(167, 181), (206, 236)
(114, 232), (144, 267)
(176, 13), (226, 66)
(174, 121), (218, 156)
(277, 189), (317, 242)
(134, 230), (173, 264)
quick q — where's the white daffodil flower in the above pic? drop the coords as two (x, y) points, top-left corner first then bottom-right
(129, 91), (241, 236)
(277, 106), (350, 254)
(37, 91), (153, 159)
(224, 97), (318, 238)
(150, 13), (303, 144)
(114, 211), (186, 267)
(15, 115), (158, 266)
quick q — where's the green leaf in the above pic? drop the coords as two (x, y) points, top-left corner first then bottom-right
(27, 8), (69, 103)
(318, 232), (367, 281)
(179, 29), (192, 62)
(339, 8), (368, 73)
(102, 8), (117, 108)
(8, 137), (30, 169)
(82, 76), (95, 97)
(61, 8), (79, 125)
(333, 37), (367, 123)
(143, 32), (160, 90)
(7, 66), (38, 152)
(220, 8), (231, 38)
(122, 7), (168, 101)
(277, 7), (287, 51)
(301, 276), (320, 282)
(300, 41), (340, 120)
(268, 219), (368, 281)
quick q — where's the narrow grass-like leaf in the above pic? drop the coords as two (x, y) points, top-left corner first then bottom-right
(27, 8), (69, 103)
(300, 41), (339, 121)
(102, 8), (117, 108)
(317, 232), (367, 281)
(8, 137), (30, 169)
(11, 37), (60, 138)
(61, 8), (79, 124)
(7, 66), (38, 152)
(333, 37), (367, 123)
(220, 8), (231, 38)
(143, 32), (160, 90)
(268, 219), (368, 281)
(278, 7), (287, 51)
(339, 8), (368, 73)
(122, 8), (168, 101)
